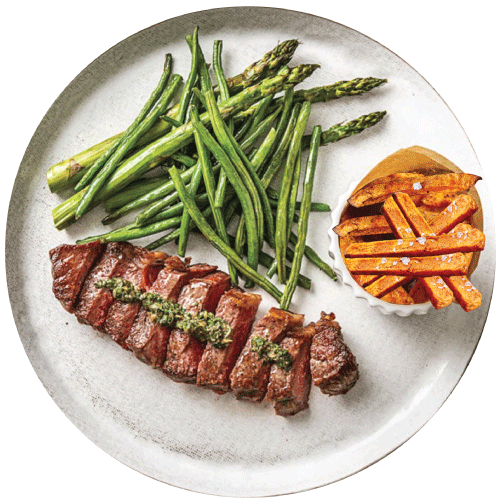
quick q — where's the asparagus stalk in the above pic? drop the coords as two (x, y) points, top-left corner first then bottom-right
(74, 54), (174, 192)
(74, 74), (183, 219)
(52, 64), (319, 229)
(46, 39), (300, 193)
(223, 39), (299, 95)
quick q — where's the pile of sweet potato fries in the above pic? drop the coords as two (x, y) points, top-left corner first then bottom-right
(334, 172), (485, 311)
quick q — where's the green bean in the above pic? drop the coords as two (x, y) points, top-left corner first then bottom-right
(211, 39), (234, 218)
(169, 166), (283, 301)
(232, 126), (277, 258)
(133, 111), (274, 227)
(274, 100), (311, 283)
(192, 105), (239, 284)
(281, 125), (321, 309)
(193, 120), (260, 276)
(289, 231), (337, 280)
(176, 27), (201, 124)
(260, 103), (301, 189)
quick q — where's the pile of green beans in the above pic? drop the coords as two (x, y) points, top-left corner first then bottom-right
(50, 26), (388, 307)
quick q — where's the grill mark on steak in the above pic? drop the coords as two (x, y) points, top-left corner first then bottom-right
(74, 242), (135, 331)
(230, 308), (304, 401)
(310, 312), (359, 395)
(126, 258), (217, 368)
(197, 288), (262, 394)
(266, 323), (314, 416)
(104, 247), (168, 349)
(163, 271), (231, 383)
(49, 240), (105, 313)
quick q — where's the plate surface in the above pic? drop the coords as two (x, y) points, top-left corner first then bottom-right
(6, 7), (495, 497)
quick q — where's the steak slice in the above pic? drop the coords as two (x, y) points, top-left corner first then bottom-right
(310, 312), (359, 395)
(104, 247), (168, 349)
(230, 308), (304, 401)
(49, 240), (104, 313)
(126, 259), (217, 368)
(265, 323), (314, 416)
(163, 271), (231, 383)
(74, 242), (135, 331)
(197, 288), (261, 394)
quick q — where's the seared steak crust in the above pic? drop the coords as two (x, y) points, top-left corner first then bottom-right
(104, 247), (168, 348)
(310, 312), (359, 395)
(127, 259), (217, 368)
(49, 240), (104, 313)
(197, 288), (261, 394)
(230, 308), (304, 401)
(74, 242), (135, 331)
(266, 324), (314, 416)
(163, 271), (231, 383)
(49, 240), (358, 416)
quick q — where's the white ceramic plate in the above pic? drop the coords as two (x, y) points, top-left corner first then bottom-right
(6, 7), (495, 497)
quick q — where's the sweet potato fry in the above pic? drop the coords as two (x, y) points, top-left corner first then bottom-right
(393, 192), (434, 236)
(349, 174), (426, 207)
(333, 215), (391, 237)
(441, 229), (482, 311)
(383, 194), (470, 309)
(382, 197), (416, 238)
(418, 276), (454, 309)
(344, 227), (485, 258)
(427, 194), (479, 235)
(339, 235), (378, 286)
(408, 280), (430, 304)
(349, 173), (481, 208)
(381, 286), (415, 305)
(365, 275), (413, 297)
(443, 274), (482, 311)
(418, 191), (467, 209)
(345, 253), (469, 276)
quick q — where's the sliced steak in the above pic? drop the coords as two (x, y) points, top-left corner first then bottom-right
(74, 242), (135, 331)
(126, 259), (217, 368)
(230, 308), (304, 401)
(49, 240), (105, 313)
(104, 247), (168, 349)
(197, 288), (261, 394)
(265, 323), (314, 416)
(163, 271), (231, 383)
(310, 312), (359, 395)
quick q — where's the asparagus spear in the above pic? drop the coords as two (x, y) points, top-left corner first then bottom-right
(74, 54), (173, 193)
(223, 39), (299, 95)
(46, 39), (300, 193)
(74, 73), (183, 219)
(52, 64), (319, 229)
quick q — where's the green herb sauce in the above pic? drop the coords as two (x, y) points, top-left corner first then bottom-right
(250, 336), (292, 371)
(95, 278), (232, 348)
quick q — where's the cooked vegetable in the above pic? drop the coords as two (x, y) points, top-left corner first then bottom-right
(48, 30), (391, 307)
(169, 165), (283, 301)
(280, 125), (321, 310)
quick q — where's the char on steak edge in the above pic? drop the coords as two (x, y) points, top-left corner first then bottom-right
(49, 242), (359, 415)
